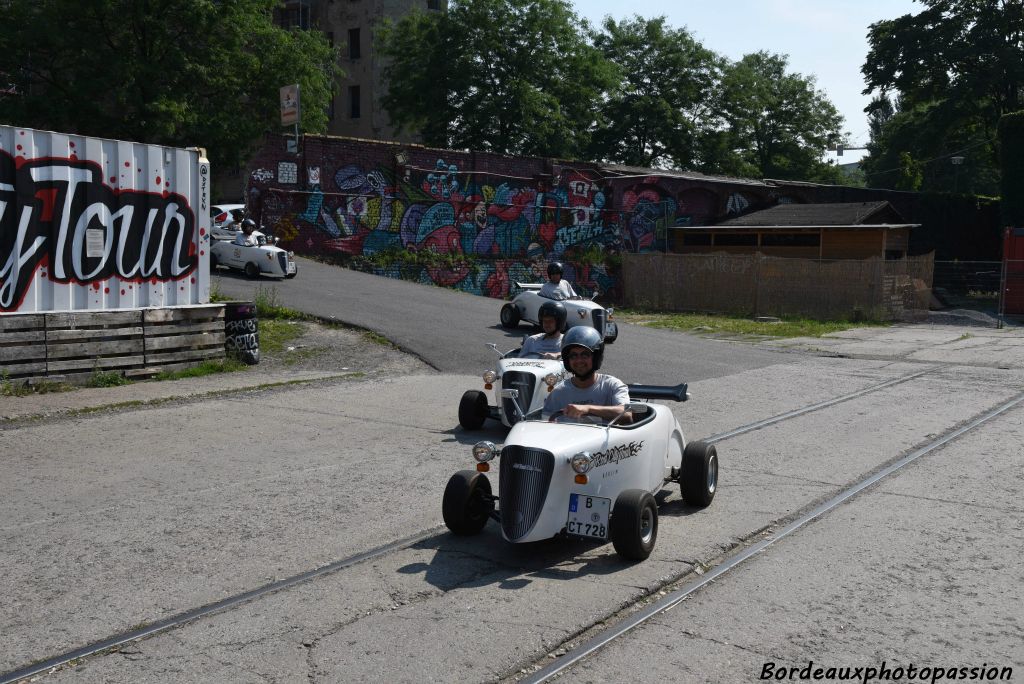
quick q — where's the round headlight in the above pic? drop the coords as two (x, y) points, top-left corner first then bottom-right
(570, 452), (593, 474)
(543, 373), (559, 387)
(473, 441), (498, 462)
(482, 370), (497, 384)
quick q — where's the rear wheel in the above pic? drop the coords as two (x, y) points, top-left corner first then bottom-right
(244, 262), (259, 278)
(210, 253), (220, 271)
(442, 470), (494, 535)
(458, 390), (488, 430)
(610, 489), (658, 561)
(500, 303), (520, 329)
(680, 441), (718, 507)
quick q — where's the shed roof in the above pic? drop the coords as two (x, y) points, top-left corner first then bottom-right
(715, 201), (915, 228)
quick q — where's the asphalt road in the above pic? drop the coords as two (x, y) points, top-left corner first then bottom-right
(211, 257), (788, 384)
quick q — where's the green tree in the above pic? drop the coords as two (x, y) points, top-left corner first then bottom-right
(587, 15), (722, 168)
(0, 0), (339, 172)
(378, 0), (615, 158)
(861, 0), (1024, 193)
(705, 52), (844, 182)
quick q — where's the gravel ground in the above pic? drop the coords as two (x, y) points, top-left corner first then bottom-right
(257, 318), (435, 378)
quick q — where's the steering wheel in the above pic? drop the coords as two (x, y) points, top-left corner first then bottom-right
(547, 409), (603, 424)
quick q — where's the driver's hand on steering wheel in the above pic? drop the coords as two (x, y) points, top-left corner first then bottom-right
(563, 403), (589, 419)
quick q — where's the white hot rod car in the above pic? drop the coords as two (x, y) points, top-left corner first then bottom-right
(210, 234), (298, 279)
(459, 343), (568, 430)
(442, 383), (718, 561)
(499, 283), (618, 344)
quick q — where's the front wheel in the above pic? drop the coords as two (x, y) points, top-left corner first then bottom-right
(500, 303), (520, 329)
(210, 252), (220, 271)
(458, 390), (488, 430)
(442, 470), (494, 535)
(680, 440), (718, 507)
(244, 262), (260, 278)
(610, 489), (658, 561)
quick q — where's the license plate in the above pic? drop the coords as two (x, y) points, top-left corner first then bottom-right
(567, 494), (610, 539)
(287, 262), (297, 274)
(606, 322), (617, 337)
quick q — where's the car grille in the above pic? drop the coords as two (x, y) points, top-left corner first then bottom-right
(591, 309), (606, 338)
(501, 371), (535, 426)
(499, 446), (554, 541)
(277, 252), (288, 273)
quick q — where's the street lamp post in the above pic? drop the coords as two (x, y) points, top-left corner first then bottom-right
(951, 156), (965, 192)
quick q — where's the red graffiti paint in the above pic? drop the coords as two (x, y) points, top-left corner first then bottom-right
(155, 175), (161, 185)
(104, 287), (109, 294)
(199, 228), (205, 236)
(124, 161), (130, 167)
(121, 289), (126, 295)
(33, 189), (59, 221)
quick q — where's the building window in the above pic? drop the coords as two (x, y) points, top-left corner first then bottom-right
(349, 85), (361, 119)
(427, 0), (440, 9)
(274, 4), (310, 30)
(713, 233), (757, 246)
(348, 28), (361, 59)
(761, 233), (820, 247)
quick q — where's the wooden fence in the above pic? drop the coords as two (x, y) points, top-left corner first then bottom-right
(1, 305), (226, 384)
(620, 253), (934, 321)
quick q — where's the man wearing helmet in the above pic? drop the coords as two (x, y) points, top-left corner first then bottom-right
(233, 218), (264, 247)
(543, 326), (629, 422)
(520, 301), (566, 359)
(540, 262), (578, 300)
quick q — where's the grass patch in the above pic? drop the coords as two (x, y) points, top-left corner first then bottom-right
(362, 330), (394, 347)
(259, 318), (307, 354)
(153, 357), (247, 381)
(254, 285), (306, 320)
(1, 373), (76, 396)
(86, 369), (132, 388)
(614, 309), (889, 338)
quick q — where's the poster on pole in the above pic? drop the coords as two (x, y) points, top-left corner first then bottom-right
(280, 84), (301, 126)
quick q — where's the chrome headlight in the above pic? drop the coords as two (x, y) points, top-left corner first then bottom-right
(288, 251), (295, 257)
(482, 370), (497, 384)
(472, 441), (498, 462)
(570, 451), (593, 474)
(543, 373), (559, 388)
(606, 307), (614, 319)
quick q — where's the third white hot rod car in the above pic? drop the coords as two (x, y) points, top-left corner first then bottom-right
(499, 282), (618, 344)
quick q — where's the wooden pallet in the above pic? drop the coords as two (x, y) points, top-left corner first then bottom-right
(0, 305), (227, 384)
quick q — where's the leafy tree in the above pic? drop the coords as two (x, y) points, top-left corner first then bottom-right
(705, 51), (844, 182)
(378, 0), (615, 158)
(587, 15), (722, 169)
(0, 0), (339, 172)
(861, 0), (1024, 193)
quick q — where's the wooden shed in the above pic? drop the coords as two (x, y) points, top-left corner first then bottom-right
(672, 201), (918, 260)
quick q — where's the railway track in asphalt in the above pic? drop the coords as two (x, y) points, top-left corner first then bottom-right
(3, 364), (995, 684)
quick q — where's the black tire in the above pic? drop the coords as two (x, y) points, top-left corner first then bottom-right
(610, 489), (658, 561)
(442, 470), (494, 535)
(681, 440), (718, 507)
(284, 272), (297, 279)
(210, 252), (220, 270)
(244, 262), (260, 278)
(500, 303), (520, 329)
(458, 390), (488, 430)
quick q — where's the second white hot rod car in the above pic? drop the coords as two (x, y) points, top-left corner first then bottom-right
(442, 383), (718, 561)
(499, 282), (618, 344)
(459, 342), (568, 430)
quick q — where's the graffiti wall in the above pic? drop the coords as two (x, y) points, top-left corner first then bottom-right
(244, 136), (788, 301)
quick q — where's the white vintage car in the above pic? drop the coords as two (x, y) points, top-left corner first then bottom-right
(210, 234), (298, 279)
(459, 343), (569, 430)
(500, 283), (618, 344)
(442, 383), (717, 561)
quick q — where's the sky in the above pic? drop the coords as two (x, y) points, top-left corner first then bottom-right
(571, 0), (922, 164)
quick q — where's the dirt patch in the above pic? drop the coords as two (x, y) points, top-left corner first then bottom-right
(256, 319), (434, 378)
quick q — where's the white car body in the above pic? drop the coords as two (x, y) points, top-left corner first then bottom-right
(210, 204), (245, 241)
(210, 235), (298, 279)
(443, 383), (718, 560)
(500, 282), (618, 343)
(458, 343), (569, 429)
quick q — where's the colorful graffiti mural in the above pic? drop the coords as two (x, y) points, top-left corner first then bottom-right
(253, 157), (636, 300)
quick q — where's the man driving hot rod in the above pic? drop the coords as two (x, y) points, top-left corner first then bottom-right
(543, 326), (629, 422)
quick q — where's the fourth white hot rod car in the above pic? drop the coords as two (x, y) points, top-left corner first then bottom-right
(442, 382), (717, 561)
(499, 282), (618, 343)
(210, 234), (298, 279)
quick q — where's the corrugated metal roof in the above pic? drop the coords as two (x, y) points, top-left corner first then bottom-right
(715, 201), (906, 227)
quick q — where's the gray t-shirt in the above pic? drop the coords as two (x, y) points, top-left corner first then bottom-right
(521, 332), (562, 356)
(543, 373), (630, 415)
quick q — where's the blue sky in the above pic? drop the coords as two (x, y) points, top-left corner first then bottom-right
(571, 0), (921, 163)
